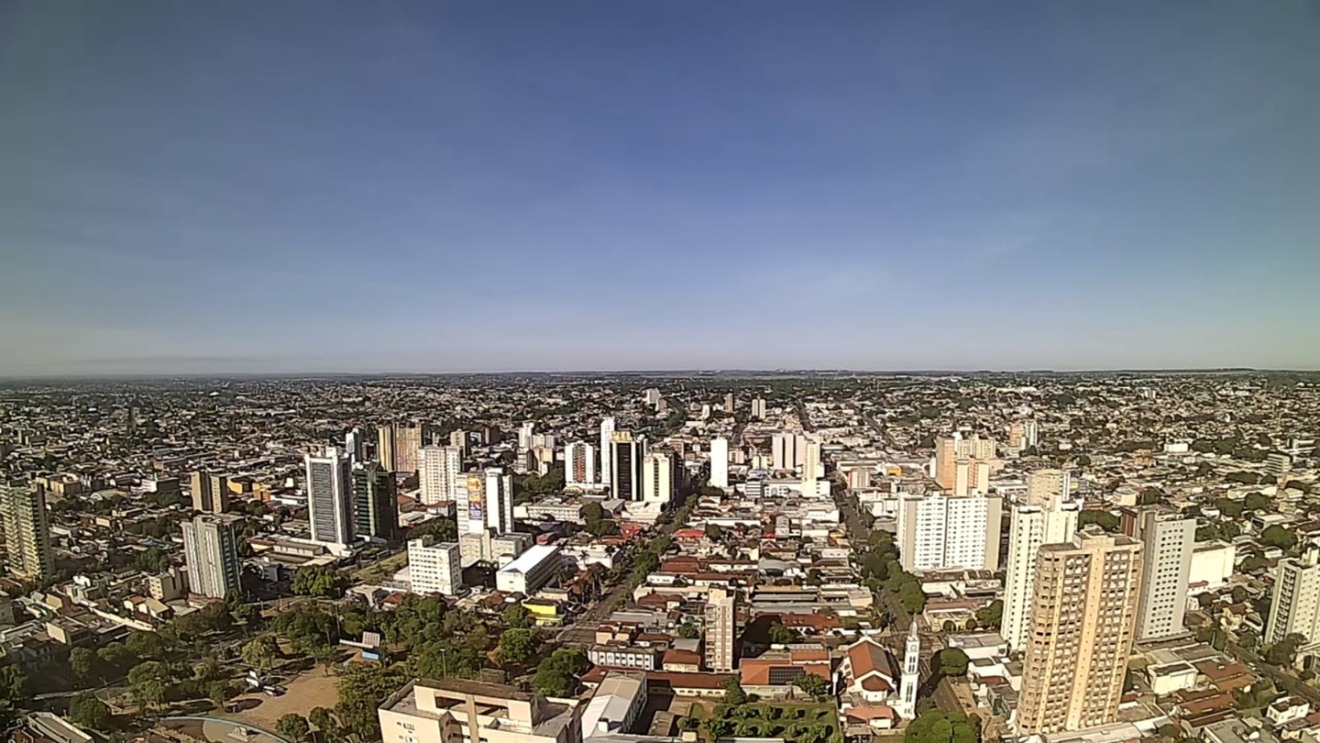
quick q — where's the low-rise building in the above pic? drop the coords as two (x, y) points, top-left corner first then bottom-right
(378, 678), (582, 743)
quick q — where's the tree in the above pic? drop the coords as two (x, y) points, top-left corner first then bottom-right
(1078, 510), (1120, 532)
(974, 600), (1003, 630)
(409, 517), (457, 542)
(498, 629), (540, 666)
(905, 710), (980, 743)
(292, 567), (349, 599)
(1244, 492), (1273, 512)
(1261, 525), (1297, 551)
(937, 648), (970, 677)
(1266, 633), (1308, 667)
(1138, 487), (1164, 506)
(309, 707), (339, 738)
(793, 673), (830, 701)
(70, 647), (103, 687)
(769, 623), (795, 645)
(208, 681), (229, 711)
(134, 547), (171, 574)
(581, 502), (604, 526)
(722, 677), (747, 706)
(677, 623), (700, 640)
(1216, 498), (1246, 518)
(1240, 628), (1260, 652)
(242, 635), (282, 669)
(336, 663), (407, 741)
(97, 643), (138, 679)
(1231, 586), (1249, 604)
(503, 604), (534, 630)
(276, 714), (311, 743)
(587, 519), (620, 538)
(68, 692), (113, 731)
(534, 648), (588, 698)
(125, 631), (168, 661)
(899, 581), (927, 614)
(1197, 593), (1216, 609)
(705, 523), (725, 541)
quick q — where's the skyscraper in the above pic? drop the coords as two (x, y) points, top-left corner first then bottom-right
(344, 427), (364, 463)
(378, 422), (428, 474)
(771, 433), (800, 471)
(610, 431), (643, 501)
(1133, 508), (1195, 641)
(751, 397), (767, 420)
(305, 446), (354, 547)
(709, 437), (729, 489)
(705, 587), (737, 672)
(599, 417), (616, 487)
(448, 429), (468, 458)
(181, 513), (242, 599)
(407, 538), (463, 596)
(418, 445), (463, 505)
(565, 442), (596, 489)
(1002, 499), (1080, 651)
(801, 439), (822, 483)
(934, 433), (995, 495)
(896, 492), (1003, 573)
(1266, 546), (1320, 646)
(353, 462), (399, 542)
(1017, 531), (1143, 735)
(485, 468), (514, 534)
(642, 451), (673, 504)
(0, 485), (53, 580)
(190, 470), (230, 513)
(724, 393), (735, 414)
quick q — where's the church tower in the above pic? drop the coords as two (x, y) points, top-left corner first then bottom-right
(896, 620), (921, 719)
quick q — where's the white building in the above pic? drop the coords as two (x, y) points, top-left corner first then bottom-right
(705, 587), (737, 672)
(1025, 469), (1071, 507)
(305, 446), (354, 548)
(496, 544), (563, 595)
(896, 492), (1002, 573)
(709, 437), (729, 489)
(407, 538), (463, 596)
(418, 445), (463, 506)
(1189, 541), (1236, 592)
(642, 451), (673, 505)
(1002, 499), (1079, 651)
(1266, 547), (1320, 646)
(566, 442), (596, 489)
(181, 514), (242, 599)
(485, 468), (515, 534)
(599, 417), (616, 487)
(1134, 509), (1195, 641)
(771, 433), (804, 471)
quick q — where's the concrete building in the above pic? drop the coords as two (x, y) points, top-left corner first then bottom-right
(485, 468), (515, 534)
(565, 442), (596, 489)
(801, 439), (822, 483)
(419, 445), (463, 506)
(1025, 469), (1071, 507)
(1017, 531), (1143, 735)
(1189, 541), (1236, 592)
(751, 397), (767, 420)
(353, 462), (399, 542)
(1266, 547), (1320, 646)
(933, 434), (995, 495)
(407, 538), (463, 596)
(599, 417), (615, 488)
(1132, 508), (1195, 641)
(724, 393), (735, 414)
(1, 486), (54, 580)
(345, 427), (365, 463)
(771, 433), (804, 472)
(705, 587), (737, 672)
(189, 470), (230, 514)
(895, 621), (920, 720)
(709, 437), (729, 489)
(641, 451), (673, 505)
(181, 514), (242, 599)
(305, 446), (354, 548)
(496, 544), (562, 595)
(896, 492), (1002, 573)
(449, 429), (468, 457)
(1002, 499), (1080, 651)
(379, 422), (428, 475)
(609, 431), (643, 501)
(378, 677), (581, 743)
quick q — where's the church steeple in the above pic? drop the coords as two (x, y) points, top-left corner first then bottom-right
(896, 621), (920, 719)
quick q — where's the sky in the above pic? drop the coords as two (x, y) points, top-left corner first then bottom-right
(2, 1), (1319, 375)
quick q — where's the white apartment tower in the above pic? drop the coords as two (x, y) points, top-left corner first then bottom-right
(485, 468), (515, 534)
(565, 442), (596, 489)
(599, 417), (616, 487)
(0, 485), (54, 580)
(407, 538), (463, 596)
(1134, 509), (1195, 641)
(1026, 469), (1072, 507)
(896, 492), (1003, 573)
(1002, 499), (1080, 651)
(418, 445), (463, 506)
(305, 446), (354, 547)
(181, 513), (242, 599)
(1266, 546), (1320, 646)
(709, 437), (729, 489)
(642, 451), (674, 504)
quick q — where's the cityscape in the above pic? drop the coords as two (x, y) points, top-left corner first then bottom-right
(0, 373), (1317, 743)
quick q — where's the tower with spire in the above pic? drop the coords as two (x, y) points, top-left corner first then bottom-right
(896, 620), (921, 720)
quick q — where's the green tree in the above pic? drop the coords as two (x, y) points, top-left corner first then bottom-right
(1215, 498), (1245, 518)
(276, 714), (311, 743)
(905, 710), (980, 743)
(769, 623), (795, 645)
(899, 581), (927, 614)
(793, 673), (830, 701)
(208, 681), (229, 711)
(125, 631), (168, 661)
(1244, 492), (1273, 512)
(498, 629), (540, 665)
(533, 648), (588, 698)
(722, 676), (747, 706)
(309, 707), (339, 739)
(1261, 525), (1297, 551)
(676, 623), (700, 640)
(242, 635), (282, 669)
(97, 643), (137, 679)
(409, 517), (457, 542)
(292, 567), (349, 599)
(974, 600), (1003, 629)
(937, 648), (970, 677)
(67, 692), (113, 731)
(503, 604), (534, 630)
(587, 519), (620, 537)
(335, 663), (408, 741)
(69, 647), (103, 687)
(1078, 510), (1120, 532)
(705, 523), (725, 541)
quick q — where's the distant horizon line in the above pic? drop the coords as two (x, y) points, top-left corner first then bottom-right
(3, 366), (1319, 383)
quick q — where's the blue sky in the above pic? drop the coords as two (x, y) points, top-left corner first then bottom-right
(2, 1), (1318, 374)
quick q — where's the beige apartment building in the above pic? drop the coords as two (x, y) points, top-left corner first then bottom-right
(1017, 531), (1143, 735)
(705, 587), (737, 672)
(378, 678), (580, 743)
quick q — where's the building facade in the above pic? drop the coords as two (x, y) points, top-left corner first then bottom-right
(709, 437), (729, 489)
(353, 462), (399, 542)
(610, 431), (643, 501)
(1002, 499), (1080, 651)
(378, 678), (581, 743)
(419, 445), (463, 506)
(305, 446), (354, 547)
(896, 492), (1002, 573)
(1266, 548), (1320, 646)
(599, 417), (615, 488)
(565, 442), (596, 489)
(181, 513), (242, 599)
(407, 538), (463, 596)
(705, 587), (737, 672)
(642, 451), (673, 505)
(190, 470), (230, 514)
(1133, 509), (1195, 641)
(0, 485), (54, 580)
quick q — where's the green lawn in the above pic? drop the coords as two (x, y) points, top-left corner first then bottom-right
(679, 701), (838, 743)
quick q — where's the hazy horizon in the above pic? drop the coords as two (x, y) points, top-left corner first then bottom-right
(4, 1), (1319, 375)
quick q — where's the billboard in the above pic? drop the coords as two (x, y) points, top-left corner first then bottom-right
(465, 473), (485, 534)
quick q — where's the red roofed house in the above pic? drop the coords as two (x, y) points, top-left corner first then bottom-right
(839, 636), (900, 706)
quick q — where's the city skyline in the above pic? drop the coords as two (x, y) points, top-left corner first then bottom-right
(3, 1), (1319, 375)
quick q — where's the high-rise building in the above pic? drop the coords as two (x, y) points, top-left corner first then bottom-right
(418, 445), (463, 506)
(802, 439), (822, 483)
(610, 431), (644, 501)
(455, 472), (484, 536)
(1025, 469), (1072, 508)
(724, 393), (735, 414)
(190, 470), (230, 513)
(1002, 500), (1080, 651)
(407, 538), (463, 596)
(896, 492), (1003, 573)
(599, 417), (616, 487)
(709, 437), (729, 489)
(1266, 546), (1320, 646)
(896, 621), (921, 720)
(517, 422), (535, 451)
(485, 468), (514, 534)
(705, 587), (737, 672)
(642, 452), (673, 504)
(181, 513), (242, 599)
(751, 397), (767, 420)
(565, 442), (596, 489)
(1017, 532), (1143, 735)
(448, 429), (468, 458)
(378, 422), (428, 474)
(353, 462), (399, 542)
(345, 428), (365, 463)
(305, 446), (354, 547)
(771, 433), (803, 471)
(934, 433), (995, 495)
(0, 485), (54, 580)
(1132, 508), (1195, 641)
